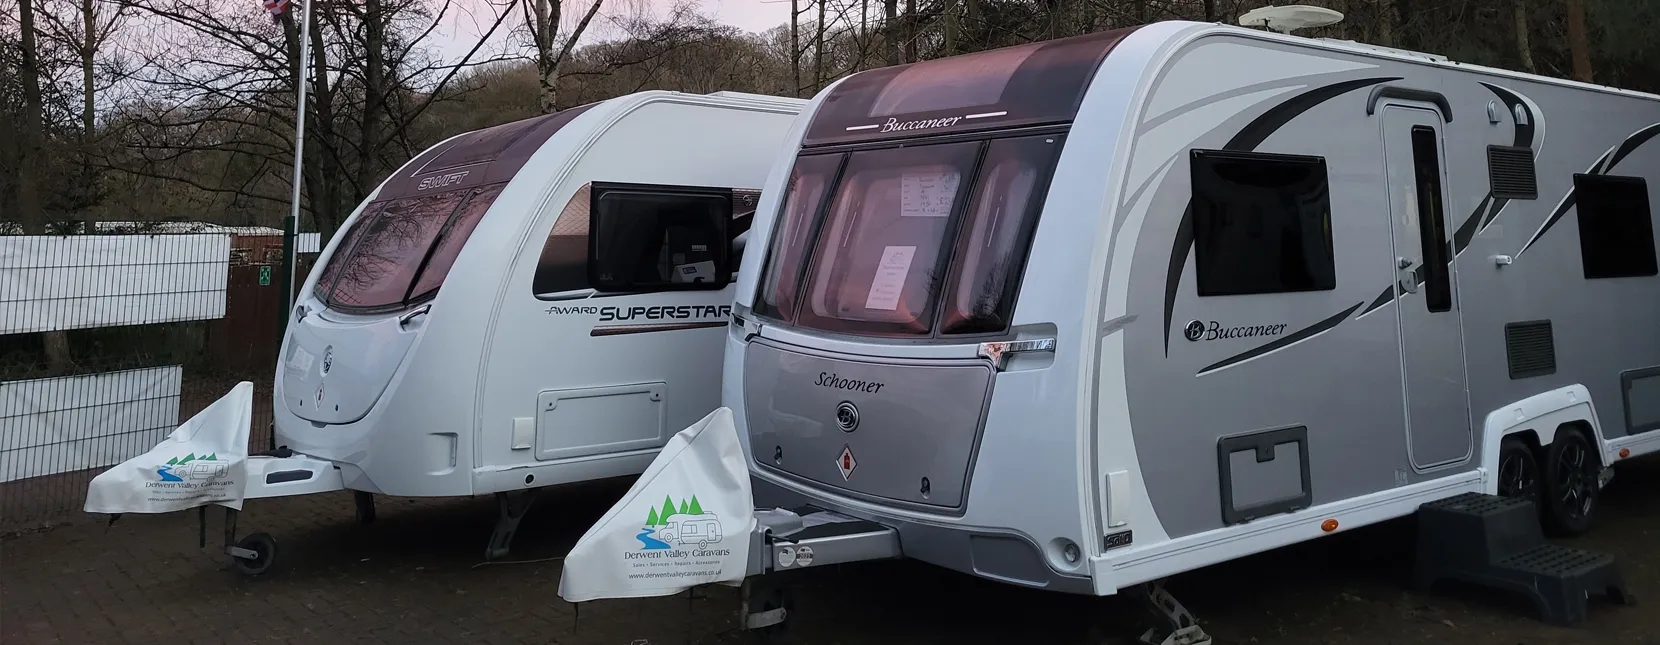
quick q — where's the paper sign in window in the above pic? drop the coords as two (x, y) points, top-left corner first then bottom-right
(864, 245), (917, 311)
(901, 172), (960, 217)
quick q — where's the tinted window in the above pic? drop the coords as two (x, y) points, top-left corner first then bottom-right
(532, 185), (593, 295)
(589, 186), (731, 291)
(1190, 149), (1336, 297)
(1410, 127), (1451, 312)
(940, 135), (1062, 334)
(312, 201), (382, 301)
(322, 189), (472, 310)
(1575, 174), (1657, 279)
(797, 142), (981, 336)
(756, 155), (841, 321)
(408, 183), (506, 300)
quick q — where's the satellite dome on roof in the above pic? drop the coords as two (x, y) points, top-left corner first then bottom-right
(1237, 4), (1345, 32)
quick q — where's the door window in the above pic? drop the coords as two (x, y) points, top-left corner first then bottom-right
(1409, 126), (1452, 312)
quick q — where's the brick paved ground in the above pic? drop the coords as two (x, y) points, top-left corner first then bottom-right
(5, 459), (1660, 645)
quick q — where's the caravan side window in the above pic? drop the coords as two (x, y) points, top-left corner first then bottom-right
(1189, 149), (1336, 297)
(532, 185), (593, 296)
(587, 184), (733, 291)
(1573, 174), (1657, 280)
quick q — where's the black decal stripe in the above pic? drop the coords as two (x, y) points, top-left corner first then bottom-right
(1607, 123), (1660, 170)
(1359, 286), (1395, 316)
(1516, 122), (1658, 256)
(590, 321), (726, 337)
(1452, 194), (1492, 255)
(1519, 194), (1578, 256)
(1162, 205), (1194, 357)
(1162, 76), (1401, 356)
(1479, 82), (1537, 149)
(1478, 197), (1509, 231)
(1197, 301), (1366, 376)
(1223, 77), (1403, 151)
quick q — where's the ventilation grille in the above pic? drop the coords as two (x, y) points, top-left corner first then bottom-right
(1488, 146), (1538, 200)
(1506, 320), (1556, 379)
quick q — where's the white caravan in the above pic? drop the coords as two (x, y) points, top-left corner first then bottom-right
(719, 18), (1660, 639)
(245, 90), (806, 571)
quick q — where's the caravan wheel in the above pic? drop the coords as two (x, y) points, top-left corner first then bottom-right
(1542, 428), (1599, 537)
(1496, 436), (1543, 512)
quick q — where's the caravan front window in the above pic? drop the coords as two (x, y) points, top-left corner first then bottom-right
(798, 142), (981, 336)
(317, 184), (507, 312)
(756, 135), (1063, 338)
(940, 135), (1061, 334)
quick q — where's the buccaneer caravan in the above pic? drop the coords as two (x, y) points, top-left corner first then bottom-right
(720, 19), (1660, 638)
(247, 90), (807, 570)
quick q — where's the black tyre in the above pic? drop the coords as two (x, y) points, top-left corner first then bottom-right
(1542, 427), (1600, 537)
(1496, 436), (1543, 513)
(232, 532), (278, 576)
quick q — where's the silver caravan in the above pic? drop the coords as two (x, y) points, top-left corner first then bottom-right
(722, 18), (1659, 632)
(254, 91), (805, 571)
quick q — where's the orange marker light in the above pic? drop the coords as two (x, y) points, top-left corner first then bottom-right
(1620, 448), (1631, 459)
(1321, 519), (1339, 533)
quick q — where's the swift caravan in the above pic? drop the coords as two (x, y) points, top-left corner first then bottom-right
(258, 90), (806, 567)
(721, 18), (1659, 637)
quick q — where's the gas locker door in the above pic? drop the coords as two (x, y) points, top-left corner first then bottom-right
(1379, 106), (1472, 469)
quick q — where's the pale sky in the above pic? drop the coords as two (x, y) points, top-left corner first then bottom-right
(430, 0), (791, 63)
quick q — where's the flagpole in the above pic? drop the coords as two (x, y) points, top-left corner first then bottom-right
(284, 0), (314, 313)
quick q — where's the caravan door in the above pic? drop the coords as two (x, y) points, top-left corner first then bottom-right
(1379, 105), (1472, 469)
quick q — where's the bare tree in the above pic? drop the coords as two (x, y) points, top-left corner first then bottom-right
(1513, 0), (1536, 74)
(1565, 0), (1594, 82)
(530, 0), (604, 114)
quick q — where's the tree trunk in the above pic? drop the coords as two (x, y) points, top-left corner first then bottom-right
(943, 0), (957, 55)
(355, 0), (388, 194)
(903, 0), (916, 63)
(18, 0), (44, 234)
(81, 0), (96, 139)
(535, 0), (562, 114)
(1565, 0), (1594, 83)
(1513, 0), (1536, 74)
(814, 0), (826, 91)
(883, 0), (898, 65)
(1376, 0), (1396, 46)
(305, 9), (343, 237)
(790, 0), (801, 96)
(1203, 0), (1216, 22)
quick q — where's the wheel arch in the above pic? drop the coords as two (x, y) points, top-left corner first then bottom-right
(1478, 384), (1607, 495)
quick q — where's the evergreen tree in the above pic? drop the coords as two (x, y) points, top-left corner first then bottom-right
(661, 496), (677, 522)
(679, 499), (690, 514)
(646, 507), (660, 526)
(688, 496), (703, 515)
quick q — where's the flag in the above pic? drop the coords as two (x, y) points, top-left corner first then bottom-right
(263, 0), (289, 22)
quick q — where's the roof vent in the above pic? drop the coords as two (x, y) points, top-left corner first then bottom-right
(1238, 5), (1345, 33)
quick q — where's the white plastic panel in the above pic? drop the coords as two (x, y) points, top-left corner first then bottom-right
(535, 383), (666, 461)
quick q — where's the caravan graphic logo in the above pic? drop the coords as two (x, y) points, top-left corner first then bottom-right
(155, 453), (226, 482)
(635, 495), (722, 550)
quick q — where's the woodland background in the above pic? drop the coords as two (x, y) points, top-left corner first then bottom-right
(1, 0), (1657, 241)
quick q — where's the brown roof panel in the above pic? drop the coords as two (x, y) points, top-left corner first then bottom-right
(374, 102), (600, 202)
(801, 27), (1139, 147)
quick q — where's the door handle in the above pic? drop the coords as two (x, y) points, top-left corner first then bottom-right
(399, 304), (431, 330)
(1396, 258), (1420, 294)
